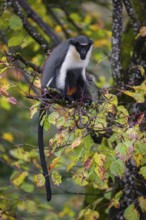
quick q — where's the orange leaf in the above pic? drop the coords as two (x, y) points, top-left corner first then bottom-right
(49, 157), (60, 171)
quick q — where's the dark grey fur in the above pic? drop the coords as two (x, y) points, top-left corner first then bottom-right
(41, 39), (70, 89)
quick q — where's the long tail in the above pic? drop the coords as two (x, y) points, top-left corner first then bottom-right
(38, 105), (52, 201)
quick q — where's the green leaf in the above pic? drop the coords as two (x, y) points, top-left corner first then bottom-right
(56, 116), (65, 128)
(116, 105), (129, 125)
(83, 135), (94, 150)
(48, 112), (59, 125)
(8, 33), (24, 47)
(104, 93), (118, 106)
(9, 15), (23, 30)
(135, 141), (146, 155)
(30, 102), (40, 119)
(10, 148), (30, 162)
(52, 170), (62, 185)
(73, 169), (88, 186)
(115, 141), (133, 161)
(21, 183), (34, 193)
(66, 158), (79, 171)
(93, 153), (106, 166)
(0, 97), (11, 110)
(139, 166), (146, 179)
(123, 81), (146, 103)
(126, 127), (139, 140)
(110, 159), (125, 178)
(44, 118), (51, 131)
(0, 67), (9, 74)
(124, 204), (140, 220)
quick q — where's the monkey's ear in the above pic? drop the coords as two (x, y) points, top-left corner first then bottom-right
(90, 39), (93, 45)
(70, 38), (75, 45)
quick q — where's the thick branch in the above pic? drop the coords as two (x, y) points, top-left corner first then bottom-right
(17, 0), (61, 45)
(111, 0), (123, 85)
(126, 35), (146, 85)
(0, 0), (7, 15)
(8, 0), (50, 51)
(6, 52), (42, 73)
(123, 0), (140, 34)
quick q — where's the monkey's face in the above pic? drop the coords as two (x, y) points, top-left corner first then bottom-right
(75, 43), (92, 60)
(70, 35), (93, 60)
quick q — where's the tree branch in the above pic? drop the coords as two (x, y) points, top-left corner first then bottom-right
(7, 0), (50, 51)
(1, 30), (40, 96)
(17, 0), (61, 45)
(63, 7), (83, 33)
(123, 0), (140, 34)
(44, 6), (71, 39)
(6, 52), (42, 74)
(111, 0), (123, 86)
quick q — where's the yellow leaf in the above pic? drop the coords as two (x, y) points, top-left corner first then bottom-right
(71, 137), (82, 149)
(94, 39), (109, 47)
(66, 158), (78, 171)
(84, 209), (100, 220)
(140, 26), (146, 37)
(2, 132), (14, 143)
(93, 153), (106, 166)
(12, 171), (28, 186)
(109, 198), (120, 209)
(52, 170), (62, 186)
(59, 207), (75, 218)
(73, 170), (88, 186)
(30, 102), (39, 119)
(109, 191), (122, 208)
(138, 196), (146, 212)
(34, 173), (45, 187)
(55, 25), (62, 33)
(94, 165), (106, 181)
(57, 133), (64, 145)
(0, 77), (9, 91)
(90, 24), (99, 31)
(134, 153), (143, 166)
(93, 181), (108, 190)
(138, 65), (145, 76)
(104, 93), (118, 106)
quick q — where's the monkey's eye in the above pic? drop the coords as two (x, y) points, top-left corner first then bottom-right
(80, 44), (89, 50)
(75, 43), (90, 52)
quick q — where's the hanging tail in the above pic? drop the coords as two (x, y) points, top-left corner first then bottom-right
(38, 105), (52, 201)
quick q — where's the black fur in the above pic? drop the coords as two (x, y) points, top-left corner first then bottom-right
(38, 106), (52, 201)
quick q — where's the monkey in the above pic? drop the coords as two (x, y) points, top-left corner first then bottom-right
(38, 35), (93, 201)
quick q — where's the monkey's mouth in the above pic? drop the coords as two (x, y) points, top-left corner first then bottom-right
(80, 55), (86, 60)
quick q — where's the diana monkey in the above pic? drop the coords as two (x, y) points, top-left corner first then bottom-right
(38, 35), (93, 201)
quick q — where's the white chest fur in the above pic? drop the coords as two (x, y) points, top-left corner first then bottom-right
(56, 44), (92, 90)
